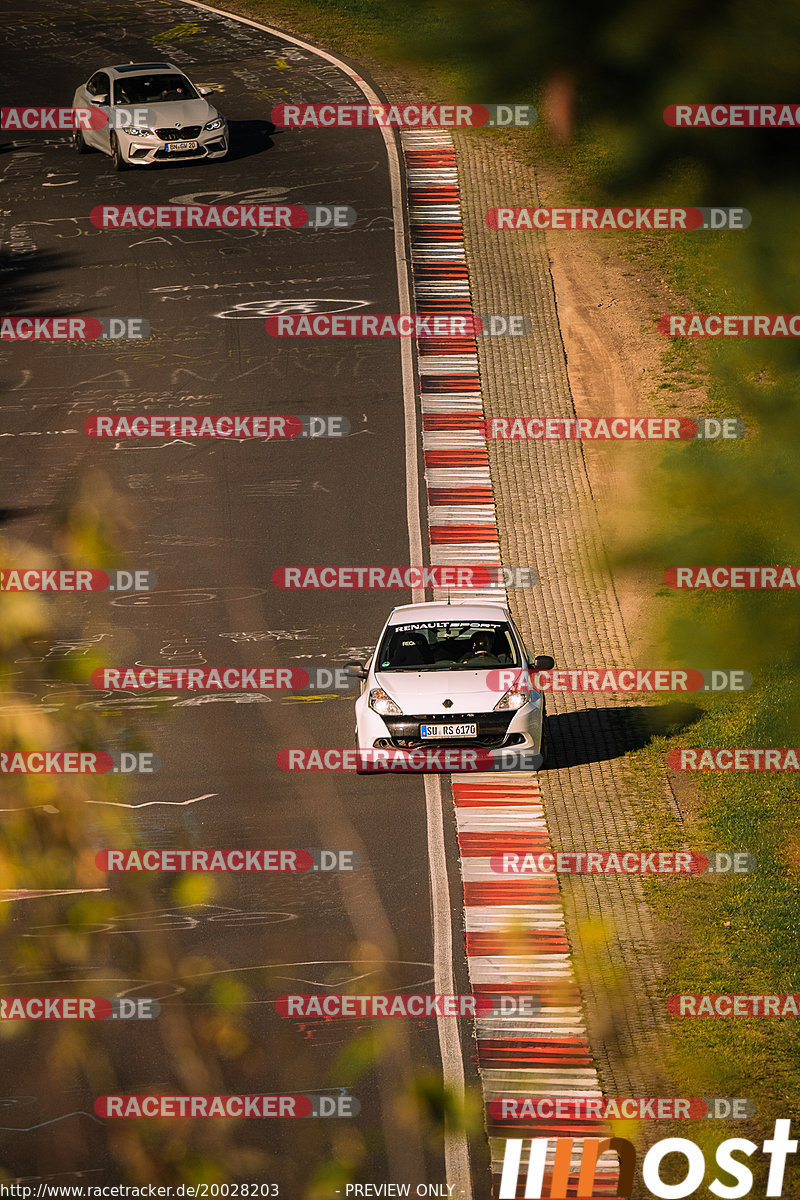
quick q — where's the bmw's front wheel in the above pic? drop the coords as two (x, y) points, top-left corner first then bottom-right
(72, 127), (90, 153)
(110, 132), (128, 171)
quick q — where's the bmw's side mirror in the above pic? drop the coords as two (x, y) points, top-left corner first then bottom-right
(345, 660), (369, 680)
(92, 94), (109, 105)
(198, 86), (214, 96)
(531, 654), (555, 671)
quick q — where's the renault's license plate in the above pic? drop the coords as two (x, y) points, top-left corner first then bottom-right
(420, 723), (477, 738)
(166, 140), (198, 151)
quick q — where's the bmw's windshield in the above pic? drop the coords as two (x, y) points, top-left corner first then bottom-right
(112, 74), (199, 105)
(377, 620), (520, 671)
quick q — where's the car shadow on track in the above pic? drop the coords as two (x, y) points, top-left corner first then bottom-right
(545, 701), (703, 769)
(0, 248), (85, 316)
(225, 119), (278, 161)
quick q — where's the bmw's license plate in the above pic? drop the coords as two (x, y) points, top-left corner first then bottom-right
(165, 140), (198, 151)
(420, 723), (477, 738)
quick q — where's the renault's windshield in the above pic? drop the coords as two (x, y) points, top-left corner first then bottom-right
(377, 620), (520, 671)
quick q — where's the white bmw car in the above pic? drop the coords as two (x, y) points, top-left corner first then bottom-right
(349, 601), (554, 770)
(71, 62), (228, 169)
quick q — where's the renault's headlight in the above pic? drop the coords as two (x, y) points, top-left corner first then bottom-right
(494, 680), (532, 711)
(369, 688), (401, 716)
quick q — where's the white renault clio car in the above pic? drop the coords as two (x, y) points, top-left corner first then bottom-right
(71, 62), (228, 169)
(349, 601), (554, 770)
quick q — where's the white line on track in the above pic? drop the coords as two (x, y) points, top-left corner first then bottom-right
(86, 792), (217, 809)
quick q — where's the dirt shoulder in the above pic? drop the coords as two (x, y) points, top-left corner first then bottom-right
(537, 167), (706, 663)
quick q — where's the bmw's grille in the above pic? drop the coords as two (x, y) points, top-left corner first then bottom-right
(156, 126), (202, 140)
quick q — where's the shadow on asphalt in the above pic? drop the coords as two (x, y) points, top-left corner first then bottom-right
(225, 118), (277, 161)
(0, 249), (85, 317)
(546, 701), (704, 769)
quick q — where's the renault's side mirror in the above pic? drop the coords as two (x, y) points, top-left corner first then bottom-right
(531, 654), (555, 671)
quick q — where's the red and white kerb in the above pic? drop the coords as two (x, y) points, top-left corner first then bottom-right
(401, 129), (502, 605)
(400, 128), (618, 1196)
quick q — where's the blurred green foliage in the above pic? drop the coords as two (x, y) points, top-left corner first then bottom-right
(391, 0), (800, 711)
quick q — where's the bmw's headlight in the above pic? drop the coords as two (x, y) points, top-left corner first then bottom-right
(122, 126), (153, 136)
(204, 117), (224, 130)
(494, 680), (533, 711)
(368, 688), (401, 716)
